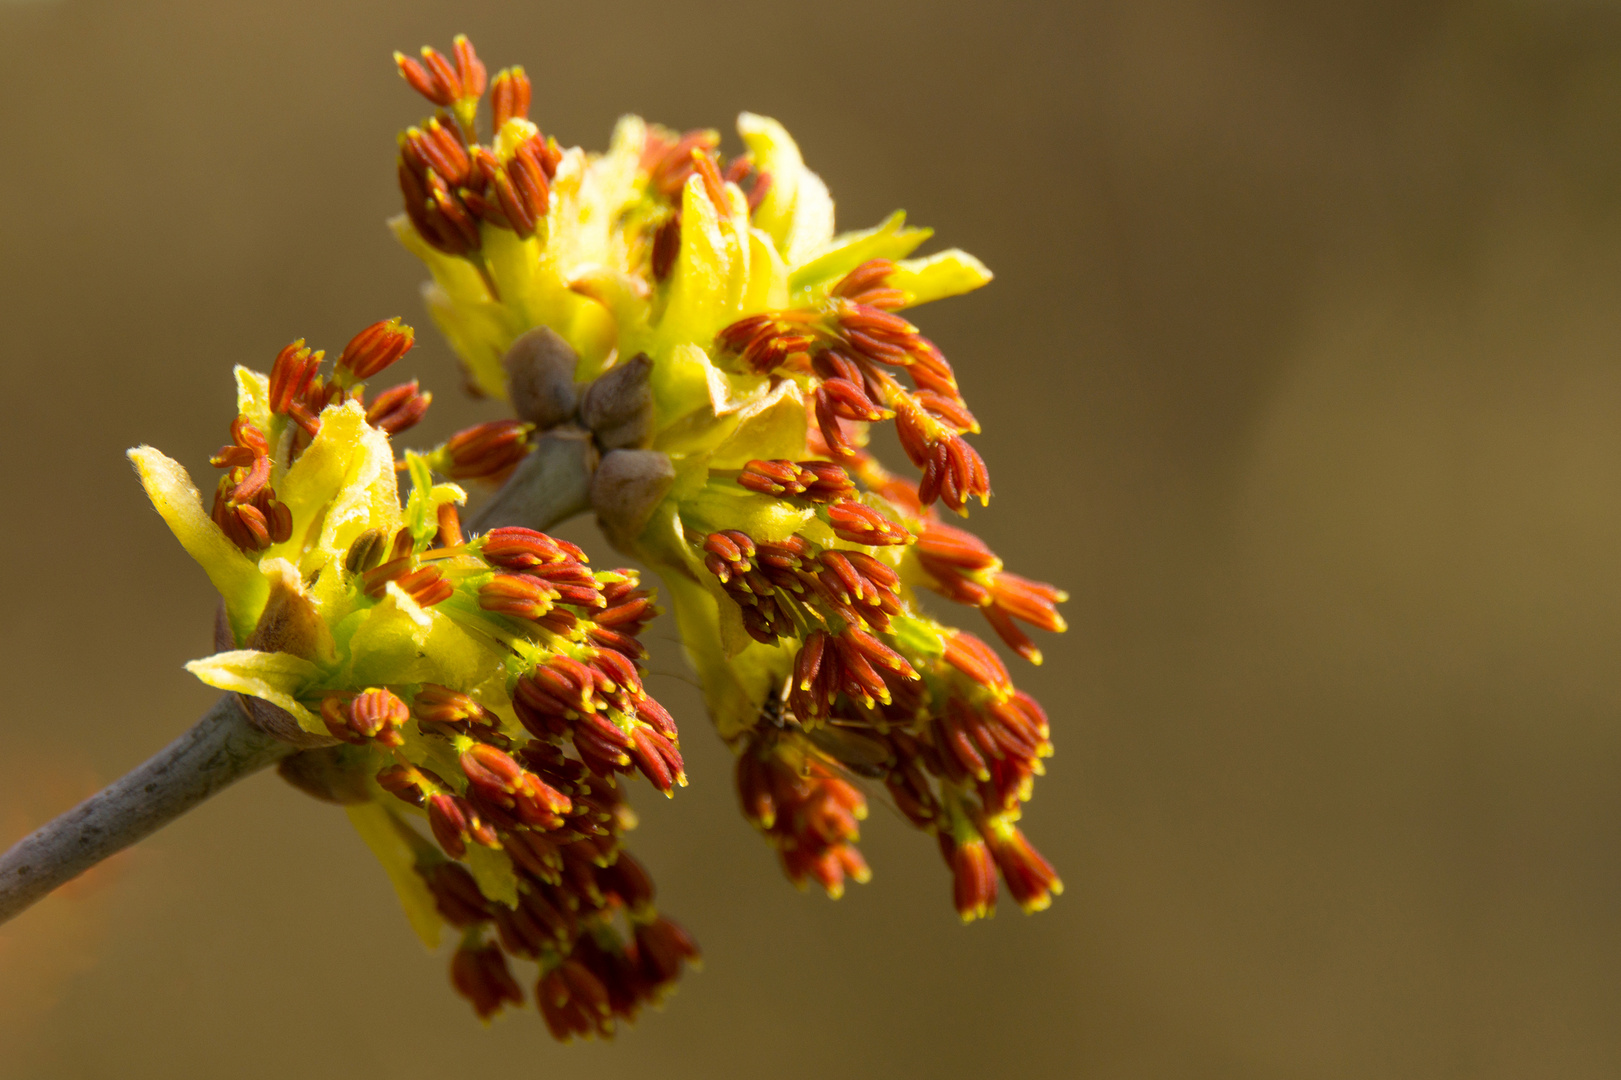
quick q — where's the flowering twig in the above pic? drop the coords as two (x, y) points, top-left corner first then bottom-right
(0, 34), (1071, 1035)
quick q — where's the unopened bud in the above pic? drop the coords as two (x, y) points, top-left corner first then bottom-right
(579, 353), (653, 450)
(502, 326), (579, 430)
(591, 449), (674, 547)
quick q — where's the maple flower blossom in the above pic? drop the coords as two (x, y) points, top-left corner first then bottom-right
(130, 315), (692, 1033)
(386, 33), (1069, 961)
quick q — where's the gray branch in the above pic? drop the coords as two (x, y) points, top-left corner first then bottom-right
(0, 439), (597, 927)
(0, 694), (287, 924)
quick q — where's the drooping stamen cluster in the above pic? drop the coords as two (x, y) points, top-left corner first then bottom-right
(718, 260), (988, 512)
(321, 519), (694, 1035)
(419, 804), (699, 1040)
(736, 723), (871, 897)
(640, 127), (773, 282)
(852, 628), (1061, 920)
(396, 37), (562, 256)
(697, 451), (1065, 917)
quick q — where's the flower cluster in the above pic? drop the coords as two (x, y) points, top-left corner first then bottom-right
(131, 32), (1068, 1044)
(388, 36), (1068, 929)
(131, 317), (693, 1035)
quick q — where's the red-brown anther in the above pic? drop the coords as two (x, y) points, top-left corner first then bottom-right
(462, 744), (573, 827)
(651, 213), (680, 282)
(363, 558), (453, 607)
(490, 66), (532, 128)
(634, 916), (699, 993)
(642, 128), (721, 198)
(825, 500), (913, 547)
(735, 751), (781, 830)
(943, 630), (1013, 696)
(574, 937), (651, 1022)
(599, 851), (655, 912)
(908, 337), (961, 397)
(783, 840), (871, 899)
(737, 458), (856, 503)
(413, 683), (500, 733)
(451, 942), (525, 1020)
(452, 34), (487, 98)
(479, 573), (558, 619)
(989, 573), (1069, 634)
(338, 317), (415, 380)
(996, 690), (1050, 745)
(522, 880), (579, 939)
(917, 391), (979, 434)
(690, 148), (729, 211)
(459, 742), (525, 794)
(552, 581), (606, 609)
(493, 895), (556, 958)
(476, 146), (548, 237)
(782, 636), (829, 722)
(885, 756), (941, 830)
(746, 170), (773, 214)
(917, 519), (998, 570)
(209, 444), (256, 470)
(627, 726), (684, 794)
(594, 591), (656, 632)
(422, 861), (493, 927)
(481, 526), (585, 569)
(433, 501), (464, 548)
(979, 755), (1037, 815)
(736, 458), (802, 497)
(816, 550), (872, 606)
(427, 792), (497, 859)
(919, 433), (990, 513)
(939, 699), (993, 782)
(504, 829), (564, 883)
(588, 653), (643, 711)
(365, 379), (433, 434)
(402, 118), (473, 188)
(509, 137), (553, 225)
(321, 688), (409, 747)
(831, 259), (907, 309)
(267, 339), (326, 435)
(826, 634), (888, 708)
(701, 530), (752, 566)
(512, 655), (599, 739)
(439, 419), (532, 482)
(396, 37), (483, 106)
(376, 762), (437, 805)
(398, 157), (480, 257)
(575, 710), (633, 755)
(943, 833), (998, 922)
(630, 696), (676, 742)
(228, 455), (271, 503)
(843, 627), (919, 684)
(818, 378), (891, 423)
(987, 826), (1063, 912)
(538, 960), (614, 1042)
(210, 415), (269, 469)
(427, 167), (481, 249)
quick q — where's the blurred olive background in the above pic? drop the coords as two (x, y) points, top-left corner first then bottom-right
(4, 0), (1621, 1076)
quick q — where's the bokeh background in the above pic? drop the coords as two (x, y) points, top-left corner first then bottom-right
(3, 0), (1621, 1076)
